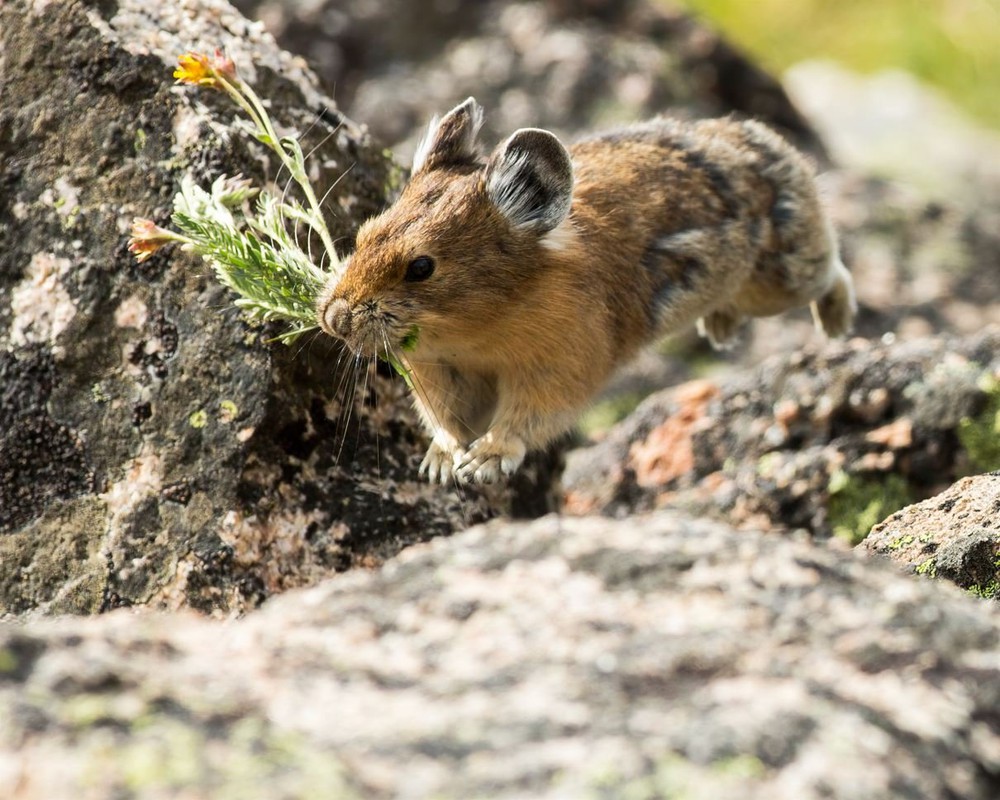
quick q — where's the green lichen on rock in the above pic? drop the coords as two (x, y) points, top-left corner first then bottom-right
(828, 470), (914, 545)
(967, 576), (1000, 600)
(382, 152), (407, 197)
(915, 556), (938, 577)
(188, 409), (208, 429)
(957, 375), (1000, 472)
(69, 713), (360, 799)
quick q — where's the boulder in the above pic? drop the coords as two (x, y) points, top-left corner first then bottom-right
(0, 0), (548, 617)
(2, 512), (999, 799)
(231, 0), (826, 161)
(863, 472), (1000, 600)
(564, 330), (1000, 545)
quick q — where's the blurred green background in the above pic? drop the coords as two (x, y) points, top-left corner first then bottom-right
(676, 0), (1000, 130)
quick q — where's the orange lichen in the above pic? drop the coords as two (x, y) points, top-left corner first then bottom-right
(866, 417), (913, 448)
(629, 380), (719, 488)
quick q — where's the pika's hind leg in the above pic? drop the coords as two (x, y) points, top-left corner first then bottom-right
(726, 119), (857, 335)
(810, 256), (857, 338)
(696, 307), (745, 350)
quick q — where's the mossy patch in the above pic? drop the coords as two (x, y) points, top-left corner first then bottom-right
(967, 575), (1000, 600)
(957, 375), (1000, 472)
(578, 391), (647, 436)
(828, 470), (914, 545)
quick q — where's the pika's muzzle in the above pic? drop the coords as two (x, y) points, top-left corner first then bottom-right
(319, 297), (352, 339)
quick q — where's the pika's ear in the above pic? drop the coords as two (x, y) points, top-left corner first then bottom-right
(412, 97), (484, 173)
(484, 128), (573, 234)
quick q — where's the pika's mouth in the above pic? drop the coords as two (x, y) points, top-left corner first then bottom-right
(317, 297), (418, 358)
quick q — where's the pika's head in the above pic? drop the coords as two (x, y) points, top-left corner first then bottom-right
(317, 98), (574, 357)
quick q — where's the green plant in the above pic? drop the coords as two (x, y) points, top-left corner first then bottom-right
(957, 375), (1000, 472)
(827, 470), (913, 546)
(129, 52), (337, 342)
(128, 51), (420, 376)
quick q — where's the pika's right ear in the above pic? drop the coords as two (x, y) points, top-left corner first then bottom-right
(412, 97), (484, 173)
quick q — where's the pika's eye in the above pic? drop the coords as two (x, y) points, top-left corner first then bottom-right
(405, 256), (435, 282)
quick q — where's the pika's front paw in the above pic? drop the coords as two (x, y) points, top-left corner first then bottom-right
(455, 432), (526, 483)
(419, 436), (463, 485)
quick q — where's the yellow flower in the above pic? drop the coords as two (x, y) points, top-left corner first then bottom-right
(173, 50), (236, 88)
(174, 52), (213, 86)
(127, 217), (180, 263)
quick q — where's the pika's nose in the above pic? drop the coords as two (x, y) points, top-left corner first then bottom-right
(320, 298), (352, 339)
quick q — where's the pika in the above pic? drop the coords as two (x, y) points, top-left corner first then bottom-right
(317, 98), (856, 483)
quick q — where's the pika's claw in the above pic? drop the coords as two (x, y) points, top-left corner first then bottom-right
(455, 432), (526, 483)
(419, 437), (463, 485)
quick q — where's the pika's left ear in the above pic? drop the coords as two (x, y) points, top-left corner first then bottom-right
(484, 128), (574, 234)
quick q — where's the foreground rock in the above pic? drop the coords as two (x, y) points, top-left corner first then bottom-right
(0, 0), (553, 617)
(863, 472), (1000, 599)
(2, 512), (998, 799)
(565, 330), (1000, 545)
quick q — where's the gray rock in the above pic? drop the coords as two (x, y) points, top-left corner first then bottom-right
(564, 330), (1000, 547)
(1, 511), (998, 798)
(0, 0), (549, 617)
(863, 472), (1000, 599)
(231, 0), (826, 161)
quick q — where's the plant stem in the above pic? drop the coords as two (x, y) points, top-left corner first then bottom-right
(217, 75), (341, 278)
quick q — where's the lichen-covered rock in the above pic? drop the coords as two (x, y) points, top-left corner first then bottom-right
(564, 330), (1000, 545)
(232, 0), (826, 161)
(1, 511), (998, 799)
(863, 472), (1000, 600)
(0, 0), (549, 617)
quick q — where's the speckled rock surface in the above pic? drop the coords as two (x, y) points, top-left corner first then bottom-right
(231, 0), (825, 162)
(1, 511), (998, 799)
(863, 472), (1000, 599)
(564, 330), (1000, 547)
(0, 0), (551, 617)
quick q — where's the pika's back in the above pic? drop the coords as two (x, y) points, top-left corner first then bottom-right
(569, 116), (815, 238)
(559, 115), (832, 343)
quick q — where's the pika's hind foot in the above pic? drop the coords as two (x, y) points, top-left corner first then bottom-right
(697, 309), (744, 350)
(455, 431), (526, 483)
(811, 259), (857, 338)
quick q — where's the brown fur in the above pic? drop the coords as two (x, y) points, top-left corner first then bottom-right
(317, 99), (856, 482)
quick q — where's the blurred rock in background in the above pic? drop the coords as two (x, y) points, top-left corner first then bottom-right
(232, 0), (826, 159)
